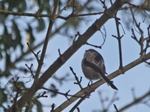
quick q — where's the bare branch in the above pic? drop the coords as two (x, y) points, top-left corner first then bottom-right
(54, 51), (150, 112)
(70, 66), (83, 89)
(7, 1), (127, 111)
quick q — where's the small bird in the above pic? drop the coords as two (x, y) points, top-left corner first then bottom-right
(81, 49), (118, 90)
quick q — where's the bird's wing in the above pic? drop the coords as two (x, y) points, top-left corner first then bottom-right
(83, 59), (118, 90)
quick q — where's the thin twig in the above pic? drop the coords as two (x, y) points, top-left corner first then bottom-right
(54, 52), (150, 112)
(119, 89), (150, 111)
(106, 91), (118, 109)
(34, 0), (59, 81)
(113, 104), (119, 112)
(69, 95), (87, 112)
(25, 64), (35, 78)
(27, 43), (40, 62)
(129, 5), (144, 55)
(70, 67), (83, 89)
(86, 42), (102, 49)
(7, 1), (127, 111)
(42, 87), (81, 98)
(0, 0), (91, 77)
(114, 13), (124, 72)
(98, 91), (105, 111)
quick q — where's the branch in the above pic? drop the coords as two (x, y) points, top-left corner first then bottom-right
(119, 89), (150, 111)
(69, 95), (87, 112)
(0, 0), (91, 77)
(70, 67), (83, 89)
(0, 9), (103, 19)
(129, 5), (144, 55)
(7, 0), (124, 111)
(114, 14), (124, 71)
(33, 0), (59, 81)
(54, 52), (150, 112)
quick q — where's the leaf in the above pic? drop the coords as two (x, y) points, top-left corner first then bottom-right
(0, 24), (13, 50)
(36, 18), (45, 32)
(35, 100), (43, 112)
(18, 0), (27, 11)
(16, 81), (25, 88)
(5, 52), (11, 70)
(7, 0), (26, 11)
(0, 88), (7, 106)
(12, 20), (24, 51)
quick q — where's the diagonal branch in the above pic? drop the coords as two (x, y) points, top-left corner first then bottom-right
(54, 52), (150, 112)
(0, 0), (91, 77)
(119, 89), (150, 111)
(7, 0), (124, 111)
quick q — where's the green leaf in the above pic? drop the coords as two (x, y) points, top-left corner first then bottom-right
(0, 88), (7, 106)
(16, 81), (25, 88)
(7, 0), (25, 10)
(12, 20), (24, 51)
(36, 18), (45, 32)
(5, 52), (11, 70)
(35, 99), (43, 112)
(0, 24), (12, 51)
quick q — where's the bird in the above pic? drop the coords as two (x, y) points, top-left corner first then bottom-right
(81, 49), (118, 90)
